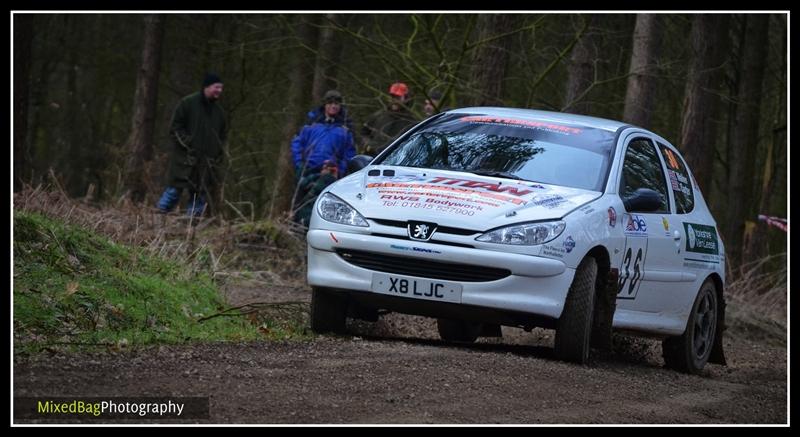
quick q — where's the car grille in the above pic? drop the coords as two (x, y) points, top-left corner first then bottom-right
(369, 218), (479, 236)
(336, 249), (511, 282)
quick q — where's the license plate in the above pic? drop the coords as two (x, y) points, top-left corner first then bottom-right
(371, 273), (462, 303)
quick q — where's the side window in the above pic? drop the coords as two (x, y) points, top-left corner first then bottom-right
(620, 138), (670, 213)
(658, 142), (694, 214)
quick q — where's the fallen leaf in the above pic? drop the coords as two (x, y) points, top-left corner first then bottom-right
(66, 282), (79, 295)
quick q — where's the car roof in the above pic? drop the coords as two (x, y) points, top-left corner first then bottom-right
(445, 107), (629, 133)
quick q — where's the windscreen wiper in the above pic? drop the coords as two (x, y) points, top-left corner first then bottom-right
(468, 170), (524, 181)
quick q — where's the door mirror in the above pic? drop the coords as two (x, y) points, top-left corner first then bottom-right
(623, 188), (664, 212)
(346, 155), (374, 176)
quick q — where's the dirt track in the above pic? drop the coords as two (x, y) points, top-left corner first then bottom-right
(13, 283), (787, 424)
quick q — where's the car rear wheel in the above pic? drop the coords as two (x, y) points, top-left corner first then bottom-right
(437, 318), (481, 343)
(310, 287), (347, 334)
(554, 256), (598, 364)
(662, 279), (718, 374)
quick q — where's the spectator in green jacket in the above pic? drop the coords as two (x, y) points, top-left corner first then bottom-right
(361, 82), (417, 156)
(156, 73), (227, 217)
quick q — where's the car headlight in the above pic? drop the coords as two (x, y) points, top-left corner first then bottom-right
(476, 221), (566, 245)
(317, 193), (369, 227)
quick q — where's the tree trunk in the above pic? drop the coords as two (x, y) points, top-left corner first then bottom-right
(311, 14), (343, 103)
(743, 16), (787, 265)
(269, 16), (317, 220)
(563, 15), (600, 114)
(725, 15), (769, 272)
(65, 17), (82, 197)
(14, 14), (34, 191)
(678, 14), (730, 195)
(468, 14), (516, 107)
(622, 14), (662, 129)
(124, 14), (165, 203)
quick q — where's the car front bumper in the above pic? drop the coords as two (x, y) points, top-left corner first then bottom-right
(307, 229), (575, 321)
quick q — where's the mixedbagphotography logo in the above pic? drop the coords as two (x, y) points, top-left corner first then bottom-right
(14, 397), (210, 421)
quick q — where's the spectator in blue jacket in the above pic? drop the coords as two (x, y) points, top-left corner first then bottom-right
(290, 90), (356, 223)
(305, 95), (355, 135)
(291, 89), (355, 180)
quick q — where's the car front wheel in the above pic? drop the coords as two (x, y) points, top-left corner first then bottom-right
(554, 256), (598, 364)
(310, 287), (347, 334)
(662, 279), (718, 374)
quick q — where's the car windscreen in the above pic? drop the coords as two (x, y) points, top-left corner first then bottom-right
(376, 113), (615, 191)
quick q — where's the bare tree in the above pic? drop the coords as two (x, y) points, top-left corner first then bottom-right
(725, 14), (769, 271)
(123, 14), (165, 202)
(678, 14), (730, 194)
(743, 15), (787, 265)
(14, 14), (34, 191)
(563, 15), (601, 114)
(311, 14), (344, 103)
(623, 14), (662, 128)
(468, 14), (516, 106)
(269, 16), (317, 220)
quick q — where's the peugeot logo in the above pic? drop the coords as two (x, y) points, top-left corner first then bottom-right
(407, 221), (438, 241)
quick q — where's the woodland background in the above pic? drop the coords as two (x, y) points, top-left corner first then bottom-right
(12, 12), (788, 275)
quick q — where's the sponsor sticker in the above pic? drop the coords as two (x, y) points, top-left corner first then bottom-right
(383, 175), (428, 183)
(624, 214), (648, 237)
(684, 223), (719, 255)
(541, 245), (566, 258)
(563, 236), (576, 253)
(683, 259), (719, 270)
(662, 217), (671, 236)
(664, 147), (681, 170)
(390, 244), (442, 255)
(608, 207), (617, 228)
(668, 170), (692, 196)
(532, 194), (568, 209)
(459, 116), (583, 135)
(367, 176), (537, 206)
(668, 170), (680, 191)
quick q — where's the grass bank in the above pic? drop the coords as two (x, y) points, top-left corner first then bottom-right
(13, 210), (263, 353)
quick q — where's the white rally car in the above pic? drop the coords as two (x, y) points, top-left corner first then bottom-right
(306, 108), (726, 373)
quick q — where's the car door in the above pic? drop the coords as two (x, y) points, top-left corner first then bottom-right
(655, 140), (724, 312)
(615, 135), (686, 312)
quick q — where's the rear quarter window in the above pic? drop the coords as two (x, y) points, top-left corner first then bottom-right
(658, 142), (694, 214)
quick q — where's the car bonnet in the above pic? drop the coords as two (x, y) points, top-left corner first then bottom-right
(327, 167), (601, 231)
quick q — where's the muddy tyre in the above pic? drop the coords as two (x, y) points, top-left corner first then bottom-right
(437, 318), (481, 343)
(310, 287), (347, 334)
(662, 280), (718, 374)
(554, 257), (598, 364)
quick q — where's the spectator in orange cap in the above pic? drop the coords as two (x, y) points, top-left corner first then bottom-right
(361, 81), (418, 155)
